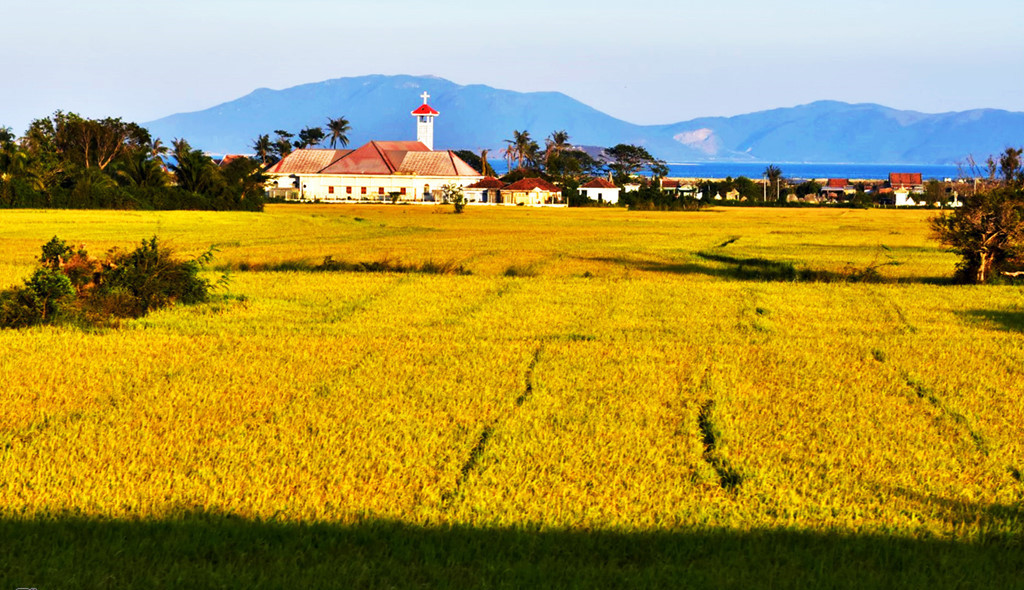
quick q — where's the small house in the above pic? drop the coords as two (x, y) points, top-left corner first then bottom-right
(501, 177), (563, 205)
(580, 178), (620, 204)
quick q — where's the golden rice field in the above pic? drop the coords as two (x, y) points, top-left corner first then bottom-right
(1, 205), (1022, 588)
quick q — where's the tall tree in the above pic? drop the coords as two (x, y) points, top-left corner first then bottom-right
(764, 164), (783, 202)
(1000, 147), (1023, 186)
(545, 130), (570, 164)
(512, 130), (540, 169)
(112, 148), (168, 189)
(326, 116), (351, 149)
(169, 138), (218, 193)
(148, 138), (169, 166)
(605, 144), (666, 181)
(295, 126), (326, 149)
(252, 134), (273, 165)
(272, 130), (293, 160)
(25, 111), (150, 171)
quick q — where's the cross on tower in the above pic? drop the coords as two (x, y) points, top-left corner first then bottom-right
(420, 92), (430, 104)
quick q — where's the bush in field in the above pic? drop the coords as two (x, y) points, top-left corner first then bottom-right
(441, 183), (466, 213)
(0, 236), (214, 328)
(0, 267), (76, 327)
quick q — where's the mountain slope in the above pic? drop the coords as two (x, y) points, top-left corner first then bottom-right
(144, 75), (1024, 164)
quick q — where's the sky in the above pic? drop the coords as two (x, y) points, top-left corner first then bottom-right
(3, 0), (1023, 134)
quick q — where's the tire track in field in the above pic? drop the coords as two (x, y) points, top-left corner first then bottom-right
(693, 369), (744, 491)
(442, 345), (543, 509)
(317, 275), (414, 324)
(428, 279), (523, 328)
(866, 288), (1004, 479)
(901, 372), (990, 457)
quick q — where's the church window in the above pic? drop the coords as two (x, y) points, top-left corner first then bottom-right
(361, 187), (367, 195)
(378, 187), (385, 195)
(346, 186), (352, 194)
(328, 186), (334, 194)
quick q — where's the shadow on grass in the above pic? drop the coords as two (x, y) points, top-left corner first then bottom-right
(580, 253), (950, 284)
(2, 514), (1023, 589)
(961, 309), (1024, 334)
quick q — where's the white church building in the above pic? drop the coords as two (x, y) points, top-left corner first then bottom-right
(264, 93), (483, 202)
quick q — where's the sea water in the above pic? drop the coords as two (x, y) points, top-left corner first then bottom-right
(664, 162), (963, 181)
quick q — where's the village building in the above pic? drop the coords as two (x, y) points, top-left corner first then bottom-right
(580, 177), (620, 204)
(881, 172), (924, 207)
(820, 178), (854, 201)
(501, 177), (564, 205)
(464, 177), (505, 203)
(263, 93), (483, 202)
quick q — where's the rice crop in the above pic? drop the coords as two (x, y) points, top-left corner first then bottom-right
(0, 205), (1021, 587)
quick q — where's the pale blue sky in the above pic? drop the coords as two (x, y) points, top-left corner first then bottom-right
(3, 0), (1022, 134)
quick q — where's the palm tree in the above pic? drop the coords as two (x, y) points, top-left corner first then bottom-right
(479, 148), (495, 177)
(764, 164), (783, 202)
(169, 138), (216, 193)
(326, 116), (351, 149)
(545, 130), (570, 161)
(505, 130), (539, 170)
(503, 135), (518, 171)
(112, 148), (168, 188)
(252, 134), (273, 165)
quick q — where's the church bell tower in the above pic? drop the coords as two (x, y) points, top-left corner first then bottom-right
(411, 92), (439, 150)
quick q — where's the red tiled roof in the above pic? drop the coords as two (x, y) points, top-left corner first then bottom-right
(661, 179), (680, 188)
(397, 151), (481, 177)
(889, 172), (922, 186)
(826, 178), (850, 188)
(411, 104), (439, 116)
(218, 154), (248, 168)
(467, 177), (505, 189)
(503, 178), (561, 192)
(583, 178), (617, 189)
(320, 141), (429, 175)
(265, 149), (350, 174)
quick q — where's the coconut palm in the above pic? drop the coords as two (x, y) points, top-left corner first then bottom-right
(252, 134), (273, 165)
(503, 135), (518, 171)
(326, 116), (351, 149)
(506, 130), (540, 170)
(479, 148), (491, 176)
(169, 138), (217, 193)
(764, 164), (783, 202)
(112, 148), (168, 188)
(545, 130), (570, 160)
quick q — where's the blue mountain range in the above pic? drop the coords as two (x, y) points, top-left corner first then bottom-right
(144, 74), (1024, 165)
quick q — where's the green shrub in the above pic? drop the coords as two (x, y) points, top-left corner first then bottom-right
(0, 236), (215, 329)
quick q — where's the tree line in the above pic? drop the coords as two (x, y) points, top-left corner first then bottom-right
(251, 116), (351, 165)
(0, 112), (264, 211)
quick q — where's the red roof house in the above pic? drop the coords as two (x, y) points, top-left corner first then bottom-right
(502, 177), (563, 205)
(581, 177), (621, 204)
(889, 172), (923, 189)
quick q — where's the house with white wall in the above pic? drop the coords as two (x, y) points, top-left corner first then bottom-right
(580, 178), (620, 204)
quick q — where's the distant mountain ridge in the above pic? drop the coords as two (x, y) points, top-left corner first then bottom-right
(144, 75), (1024, 165)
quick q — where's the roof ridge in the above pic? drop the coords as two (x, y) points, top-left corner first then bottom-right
(317, 148), (349, 173)
(371, 141), (398, 173)
(447, 150), (458, 175)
